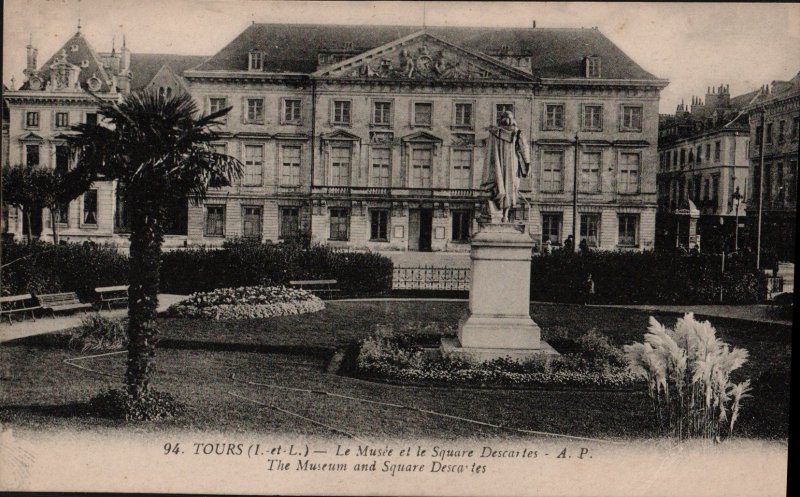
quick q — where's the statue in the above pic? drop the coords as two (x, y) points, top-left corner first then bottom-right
(480, 110), (530, 223)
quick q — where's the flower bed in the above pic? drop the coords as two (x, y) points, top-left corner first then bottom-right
(166, 285), (325, 320)
(353, 331), (640, 389)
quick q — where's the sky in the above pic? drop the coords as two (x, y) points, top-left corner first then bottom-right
(3, 1), (800, 113)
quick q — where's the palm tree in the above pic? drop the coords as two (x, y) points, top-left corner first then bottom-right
(68, 90), (241, 404)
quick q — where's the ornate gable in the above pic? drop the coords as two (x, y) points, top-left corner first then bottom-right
(313, 32), (532, 83)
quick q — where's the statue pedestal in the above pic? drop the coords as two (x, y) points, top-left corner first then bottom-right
(440, 223), (558, 363)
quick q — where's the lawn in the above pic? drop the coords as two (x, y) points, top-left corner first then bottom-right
(0, 302), (790, 439)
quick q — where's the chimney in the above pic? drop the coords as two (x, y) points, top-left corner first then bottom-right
(532, 20), (536, 28)
(25, 35), (37, 74)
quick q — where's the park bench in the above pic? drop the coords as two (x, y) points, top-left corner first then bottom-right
(0, 294), (41, 325)
(95, 285), (129, 311)
(36, 292), (92, 318)
(288, 279), (339, 299)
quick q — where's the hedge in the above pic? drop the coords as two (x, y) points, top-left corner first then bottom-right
(530, 248), (767, 305)
(159, 238), (393, 297)
(1, 240), (128, 300)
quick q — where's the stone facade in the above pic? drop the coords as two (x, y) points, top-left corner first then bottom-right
(183, 25), (667, 252)
(746, 73), (800, 263)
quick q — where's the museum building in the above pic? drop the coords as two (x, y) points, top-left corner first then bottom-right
(4, 23), (668, 252)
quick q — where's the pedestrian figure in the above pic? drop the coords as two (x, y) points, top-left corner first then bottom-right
(563, 235), (574, 253)
(584, 273), (595, 305)
(579, 238), (590, 254)
(543, 239), (552, 255)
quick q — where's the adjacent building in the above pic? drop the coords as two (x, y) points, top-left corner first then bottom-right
(746, 72), (800, 263)
(1, 28), (206, 246)
(4, 23), (669, 253)
(656, 85), (756, 251)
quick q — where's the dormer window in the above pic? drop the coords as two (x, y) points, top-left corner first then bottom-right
(249, 50), (263, 71)
(585, 56), (601, 78)
(71, 44), (79, 52)
(81, 60), (89, 68)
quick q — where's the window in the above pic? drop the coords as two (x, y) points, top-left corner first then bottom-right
(620, 105), (642, 131)
(56, 201), (69, 225)
(329, 208), (350, 241)
(205, 205), (225, 237)
(766, 123), (773, 144)
(544, 104), (564, 130)
(242, 206), (262, 238)
(680, 149), (686, 166)
(582, 105), (602, 131)
(703, 178), (710, 201)
(209, 97), (227, 114)
(711, 174), (719, 203)
(541, 213), (562, 245)
(451, 149), (472, 189)
(775, 163), (784, 202)
(371, 148), (391, 187)
(454, 102), (473, 127)
(332, 100), (351, 125)
(618, 214), (638, 247)
(451, 210), (472, 242)
(370, 209), (389, 241)
(541, 150), (563, 192)
(283, 99), (302, 123)
(705, 143), (711, 161)
(413, 102), (433, 126)
(696, 145), (702, 165)
(83, 190), (98, 225)
(280, 208), (299, 239)
(85, 113), (98, 125)
(755, 125), (763, 146)
(793, 117), (800, 140)
(158, 87), (173, 99)
(673, 150), (678, 167)
(789, 160), (798, 202)
(585, 56), (601, 78)
(411, 148), (432, 188)
(714, 141), (721, 162)
(55, 112), (69, 128)
(25, 144), (40, 167)
(580, 151), (601, 193)
(280, 145), (301, 186)
(694, 175), (702, 202)
(330, 146), (351, 186)
(372, 101), (392, 126)
(55, 145), (70, 174)
(764, 164), (772, 202)
(580, 214), (600, 247)
(246, 98), (264, 123)
(25, 111), (39, 128)
(619, 153), (640, 193)
(211, 143), (227, 155)
(249, 51), (263, 71)
(778, 120), (785, 144)
(243, 144), (264, 186)
(496, 103), (514, 125)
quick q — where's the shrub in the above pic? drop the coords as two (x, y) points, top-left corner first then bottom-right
(160, 238), (393, 297)
(1, 239), (128, 299)
(530, 249), (767, 305)
(355, 331), (638, 389)
(87, 388), (181, 421)
(624, 313), (752, 441)
(167, 285), (325, 320)
(68, 314), (128, 352)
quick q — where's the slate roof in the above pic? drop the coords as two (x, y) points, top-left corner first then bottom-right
(192, 23), (660, 80)
(127, 54), (209, 90)
(28, 31), (113, 91)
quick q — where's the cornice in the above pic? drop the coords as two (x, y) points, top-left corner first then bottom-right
(3, 90), (118, 106)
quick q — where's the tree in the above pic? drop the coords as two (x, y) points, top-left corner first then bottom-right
(67, 90), (241, 409)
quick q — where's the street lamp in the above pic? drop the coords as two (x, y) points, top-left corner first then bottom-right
(732, 186), (742, 251)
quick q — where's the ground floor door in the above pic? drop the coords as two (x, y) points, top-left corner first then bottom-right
(408, 208), (433, 251)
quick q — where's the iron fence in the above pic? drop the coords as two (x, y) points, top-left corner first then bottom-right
(392, 266), (471, 291)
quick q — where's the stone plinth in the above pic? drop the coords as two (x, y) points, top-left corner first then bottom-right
(441, 222), (557, 363)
